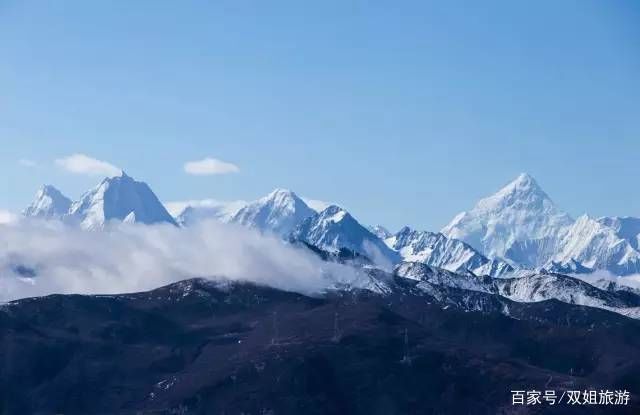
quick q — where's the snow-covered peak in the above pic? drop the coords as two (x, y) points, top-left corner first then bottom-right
(170, 199), (246, 226)
(596, 216), (640, 251)
(394, 262), (495, 294)
(123, 211), (137, 224)
(442, 173), (573, 265)
(67, 174), (177, 229)
(544, 258), (593, 275)
(386, 226), (514, 277)
(508, 172), (536, 189)
(292, 205), (400, 268)
(231, 188), (315, 237)
(550, 214), (640, 275)
(23, 185), (72, 219)
(472, 173), (557, 215)
(367, 224), (392, 240)
(443, 174), (640, 275)
(265, 188), (297, 202)
(321, 205), (348, 223)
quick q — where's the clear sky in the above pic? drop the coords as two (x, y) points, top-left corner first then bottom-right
(1, 0), (639, 231)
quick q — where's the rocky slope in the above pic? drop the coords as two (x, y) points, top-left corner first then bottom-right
(1, 277), (639, 414)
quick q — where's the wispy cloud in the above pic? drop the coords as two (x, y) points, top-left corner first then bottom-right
(0, 220), (360, 301)
(55, 153), (121, 177)
(18, 159), (37, 168)
(0, 210), (17, 224)
(184, 157), (239, 175)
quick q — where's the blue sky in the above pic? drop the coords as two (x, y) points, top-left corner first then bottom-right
(1, 1), (639, 231)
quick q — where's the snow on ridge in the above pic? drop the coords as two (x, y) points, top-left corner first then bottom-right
(387, 226), (514, 278)
(23, 185), (72, 219)
(441, 174), (574, 265)
(22, 172), (177, 230)
(394, 262), (640, 319)
(441, 173), (640, 276)
(549, 214), (640, 276)
(292, 205), (400, 268)
(18, 171), (640, 279)
(67, 172), (177, 229)
(230, 188), (316, 237)
(166, 199), (247, 226)
(368, 224), (392, 240)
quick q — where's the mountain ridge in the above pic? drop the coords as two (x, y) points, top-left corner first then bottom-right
(20, 172), (640, 277)
(22, 185), (72, 219)
(292, 205), (400, 268)
(442, 173), (574, 266)
(230, 188), (316, 237)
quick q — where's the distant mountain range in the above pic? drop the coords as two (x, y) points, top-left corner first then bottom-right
(9, 172), (640, 413)
(22, 172), (640, 281)
(23, 171), (177, 229)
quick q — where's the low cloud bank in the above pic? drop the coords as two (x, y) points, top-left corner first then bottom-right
(0, 219), (360, 302)
(0, 210), (17, 225)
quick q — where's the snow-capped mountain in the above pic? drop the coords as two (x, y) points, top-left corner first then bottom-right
(169, 200), (246, 226)
(367, 224), (392, 240)
(22, 185), (72, 219)
(548, 214), (640, 276)
(441, 173), (640, 276)
(442, 173), (573, 267)
(386, 227), (513, 277)
(394, 262), (640, 318)
(597, 216), (640, 251)
(67, 172), (177, 229)
(230, 189), (316, 237)
(394, 262), (496, 294)
(494, 272), (640, 316)
(292, 205), (400, 267)
(19, 170), (640, 279)
(544, 258), (593, 275)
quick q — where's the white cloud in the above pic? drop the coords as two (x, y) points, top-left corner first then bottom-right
(55, 153), (121, 176)
(184, 157), (239, 175)
(0, 209), (17, 224)
(0, 219), (360, 302)
(19, 159), (37, 168)
(625, 274), (640, 288)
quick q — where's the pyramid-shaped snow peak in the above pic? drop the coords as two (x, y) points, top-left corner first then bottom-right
(441, 173), (573, 266)
(230, 188), (316, 237)
(292, 205), (400, 267)
(23, 185), (72, 219)
(67, 171), (177, 229)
